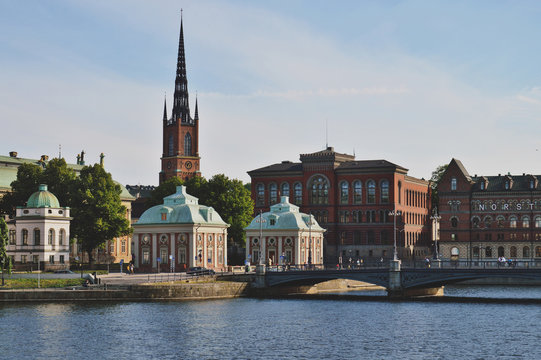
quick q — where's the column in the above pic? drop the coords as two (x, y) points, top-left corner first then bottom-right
(152, 233), (157, 270)
(133, 234), (139, 267)
(189, 233), (195, 268)
(170, 233), (176, 271)
(278, 236), (283, 265)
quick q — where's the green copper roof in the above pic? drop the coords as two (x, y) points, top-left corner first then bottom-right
(135, 186), (228, 226)
(245, 196), (325, 231)
(26, 184), (61, 208)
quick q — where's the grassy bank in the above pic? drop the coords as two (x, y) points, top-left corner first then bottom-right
(0, 278), (85, 289)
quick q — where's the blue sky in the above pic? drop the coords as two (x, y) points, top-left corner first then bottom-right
(2, 0), (541, 185)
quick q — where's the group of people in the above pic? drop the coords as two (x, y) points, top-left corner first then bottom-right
(497, 256), (515, 267)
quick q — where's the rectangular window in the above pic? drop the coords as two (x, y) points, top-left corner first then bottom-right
(354, 231), (362, 245)
(110, 242), (115, 254)
(49, 255), (54, 264)
(60, 255), (65, 264)
(121, 240), (126, 253)
(9, 230), (16, 245)
(160, 248), (168, 264)
(178, 248), (186, 264)
(21, 255), (27, 264)
(142, 249), (150, 264)
(218, 248), (223, 264)
(207, 248), (213, 264)
(285, 250), (292, 263)
(451, 178), (457, 191)
(252, 249), (259, 264)
(367, 231), (375, 245)
(34, 229), (40, 246)
(22, 230), (28, 245)
(33, 255), (39, 264)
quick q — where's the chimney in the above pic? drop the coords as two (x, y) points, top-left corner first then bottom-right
(9, 151), (17, 158)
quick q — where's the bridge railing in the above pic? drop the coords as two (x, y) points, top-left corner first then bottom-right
(264, 261), (392, 272)
(401, 259), (541, 269)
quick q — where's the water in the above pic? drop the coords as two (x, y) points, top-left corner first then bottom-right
(1, 286), (541, 359)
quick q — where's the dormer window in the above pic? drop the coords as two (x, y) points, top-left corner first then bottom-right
(270, 219), (276, 226)
(161, 213), (167, 221)
(505, 181), (510, 190)
(451, 178), (457, 191)
(530, 180), (535, 189)
(480, 182), (485, 190)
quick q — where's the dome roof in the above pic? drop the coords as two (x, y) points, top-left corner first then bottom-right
(26, 184), (60, 208)
(245, 196), (325, 231)
(135, 186), (228, 226)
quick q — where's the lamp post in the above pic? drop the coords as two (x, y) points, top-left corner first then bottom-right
(430, 209), (442, 260)
(388, 204), (401, 261)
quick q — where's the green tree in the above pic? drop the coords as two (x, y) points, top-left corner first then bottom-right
(0, 217), (12, 286)
(70, 164), (132, 265)
(430, 164), (448, 210)
(0, 163), (43, 216)
(41, 158), (77, 207)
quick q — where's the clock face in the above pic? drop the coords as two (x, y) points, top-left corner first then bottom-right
(167, 161), (172, 169)
(185, 161), (192, 169)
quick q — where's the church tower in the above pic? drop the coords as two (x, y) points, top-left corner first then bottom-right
(160, 13), (200, 184)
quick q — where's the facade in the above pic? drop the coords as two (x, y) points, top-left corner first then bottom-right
(160, 15), (200, 184)
(245, 196), (325, 266)
(7, 184), (71, 270)
(133, 186), (229, 272)
(438, 158), (541, 262)
(248, 147), (431, 263)
(0, 151), (135, 265)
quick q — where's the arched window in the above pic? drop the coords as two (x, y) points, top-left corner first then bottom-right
(22, 229), (28, 245)
(256, 184), (265, 206)
(309, 176), (328, 205)
(523, 246), (530, 258)
(380, 180), (389, 203)
(269, 183), (278, 204)
(498, 246), (505, 257)
(34, 228), (40, 246)
(536, 246), (541, 258)
(473, 247), (479, 258)
(168, 134), (174, 156)
(353, 180), (362, 204)
(451, 218), (458, 228)
(281, 183), (290, 197)
(472, 216), (480, 228)
(485, 247), (492, 258)
(496, 215), (505, 228)
(522, 216), (530, 228)
(184, 132), (192, 156)
(48, 229), (54, 245)
(510, 246), (517, 258)
(367, 180), (376, 204)
(340, 181), (349, 204)
(59, 229), (65, 245)
(294, 183), (302, 205)
(509, 216), (517, 228)
(535, 216), (541, 228)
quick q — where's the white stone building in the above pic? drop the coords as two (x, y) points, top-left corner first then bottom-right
(7, 184), (71, 270)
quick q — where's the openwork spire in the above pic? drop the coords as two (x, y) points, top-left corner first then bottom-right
(172, 10), (191, 124)
(194, 95), (198, 122)
(163, 94), (168, 122)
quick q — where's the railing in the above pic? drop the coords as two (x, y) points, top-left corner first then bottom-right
(261, 259), (541, 272)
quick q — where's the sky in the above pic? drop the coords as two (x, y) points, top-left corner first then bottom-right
(2, 0), (541, 186)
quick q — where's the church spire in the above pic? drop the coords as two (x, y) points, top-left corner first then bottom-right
(172, 10), (191, 124)
(194, 95), (198, 122)
(163, 94), (168, 122)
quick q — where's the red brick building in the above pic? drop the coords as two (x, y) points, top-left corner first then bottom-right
(159, 15), (200, 184)
(437, 158), (541, 262)
(248, 147), (431, 263)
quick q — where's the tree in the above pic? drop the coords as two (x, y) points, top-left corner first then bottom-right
(70, 164), (132, 265)
(0, 217), (11, 286)
(202, 175), (254, 247)
(0, 163), (43, 216)
(0, 159), (76, 216)
(430, 164), (448, 210)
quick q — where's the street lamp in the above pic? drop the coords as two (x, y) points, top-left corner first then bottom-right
(430, 209), (442, 259)
(388, 204), (401, 261)
(307, 212), (314, 266)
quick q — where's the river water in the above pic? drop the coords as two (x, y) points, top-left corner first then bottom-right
(1, 286), (541, 359)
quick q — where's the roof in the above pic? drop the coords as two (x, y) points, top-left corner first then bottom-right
(247, 161), (303, 175)
(245, 196), (325, 231)
(248, 159), (407, 175)
(471, 174), (541, 192)
(0, 153), (134, 201)
(134, 186), (228, 226)
(26, 184), (61, 208)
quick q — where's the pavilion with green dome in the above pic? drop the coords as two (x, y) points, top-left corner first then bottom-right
(8, 184), (71, 270)
(133, 186), (229, 272)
